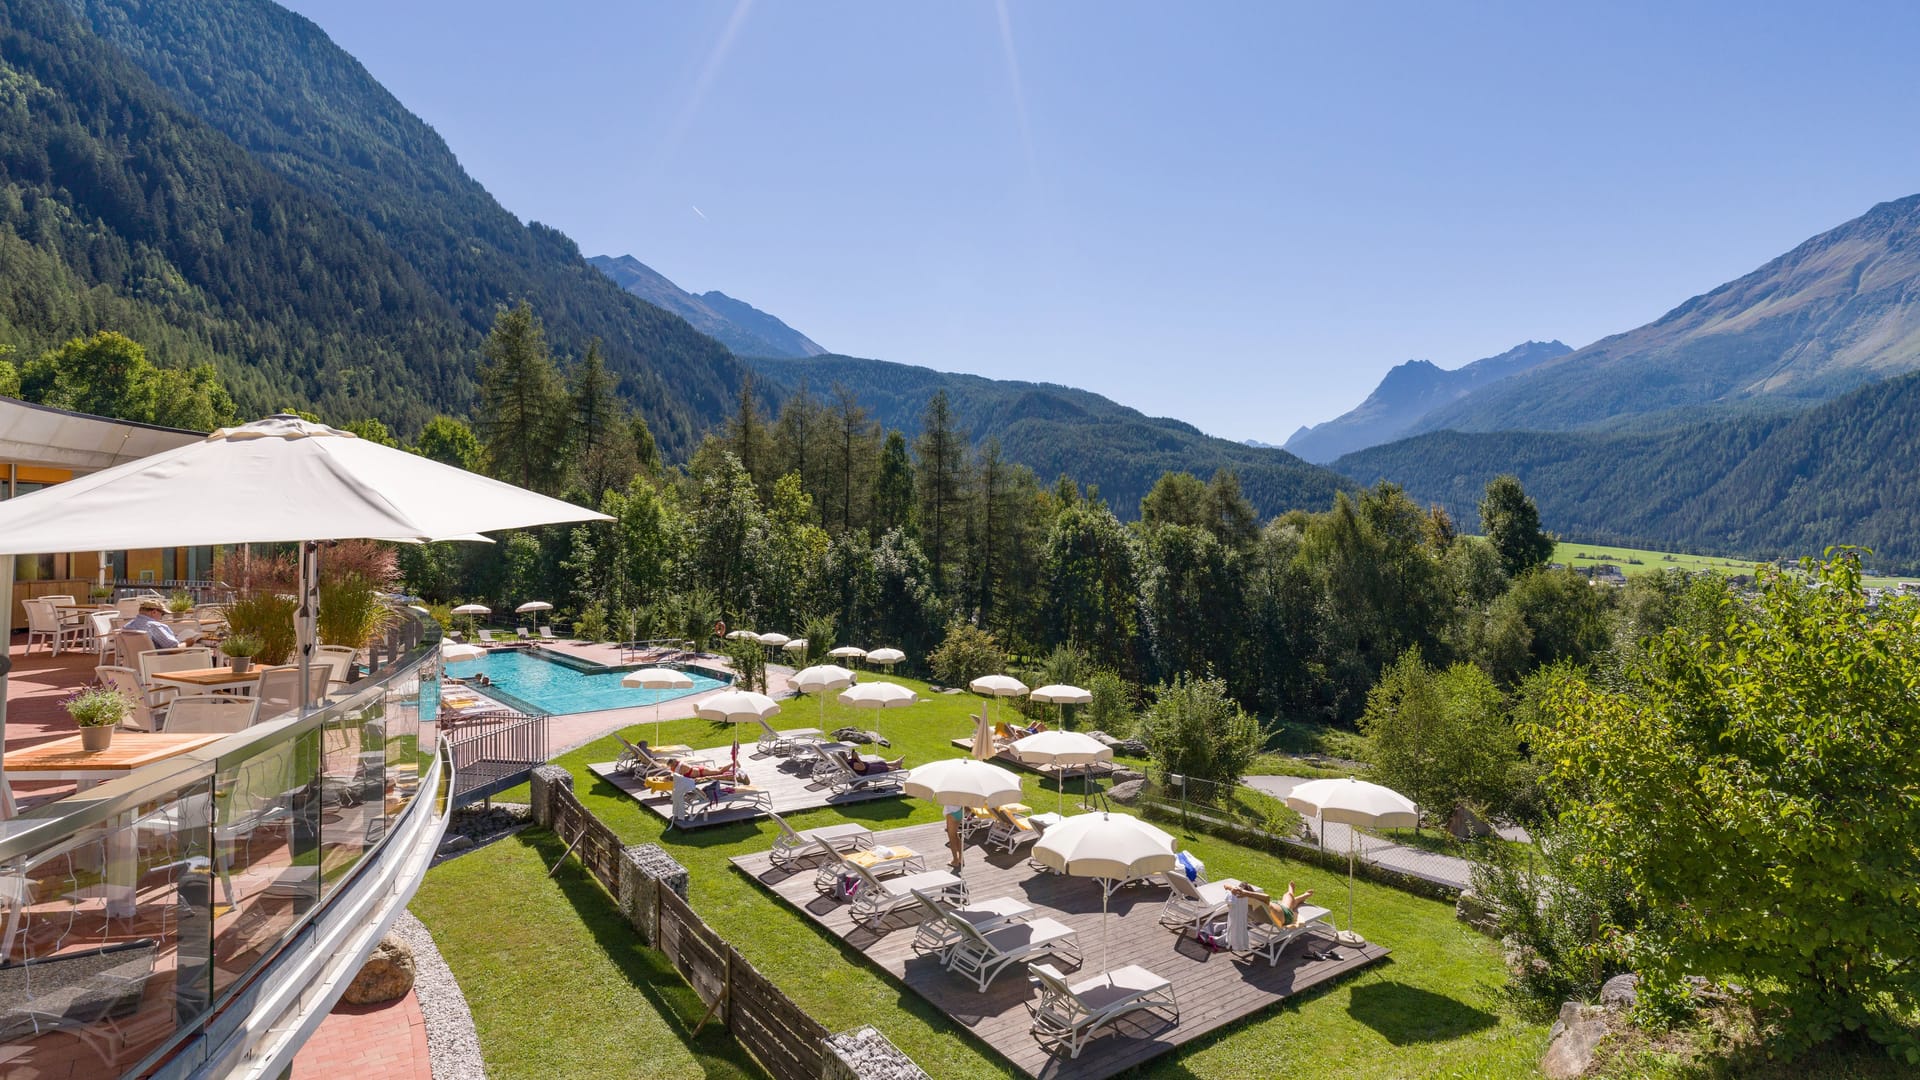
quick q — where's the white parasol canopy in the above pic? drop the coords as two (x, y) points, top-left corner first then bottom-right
(1284, 777), (1418, 942)
(1012, 730), (1113, 816)
(839, 682), (917, 709)
(756, 632), (790, 647)
(783, 638), (809, 652)
(1032, 811), (1178, 971)
(865, 647), (905, 666)
(726, 629), (759, 641)
(623, 667), (695, 743)
(514, 600), (552, 614)
(829, 646), (868, 660)
(1029, 684), (1092, 705)
(451, 604), (492, 615)
(903, 758), (1024, 808)
(694, 690), (781, 724)
(792, 664), (854, 728)
(440, 642), (485, 663)
(970, 673), (1028, 732)
(0, 414), (606, 750)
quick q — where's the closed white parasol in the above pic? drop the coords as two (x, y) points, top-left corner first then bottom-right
(1284, 777), (1418, 943)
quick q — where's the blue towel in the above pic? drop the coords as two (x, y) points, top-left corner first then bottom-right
(1175, 850), (1204, 882)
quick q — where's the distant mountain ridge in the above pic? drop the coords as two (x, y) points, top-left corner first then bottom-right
(749, 354), (1348, 520)
(1284, 340), (1571, 462)
(1335, 364), (1920, 573)
(590, 254), (825, 359)
(1411, 194), (1920, 435)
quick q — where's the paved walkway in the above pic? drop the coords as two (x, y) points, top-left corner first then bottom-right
(1243, 775), (1476, 891)
(290, 991), (432, 1079)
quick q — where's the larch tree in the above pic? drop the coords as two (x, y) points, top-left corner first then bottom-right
(476, 302), (568, 493)
(914, 389), (970, 588)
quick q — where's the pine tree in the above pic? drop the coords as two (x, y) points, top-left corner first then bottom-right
(826, 384), (880, 535)
(568, 340), (637, 501)
(873, 430), (916, 536)
(727, 371), (775, 498)
(476, 302), (568, 493)
(914, 390), (970, 587)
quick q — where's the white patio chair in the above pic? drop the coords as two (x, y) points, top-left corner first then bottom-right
(1028, 961), (1179, 1059)
(94, 666), (170, 732)
(940, 907), (1081, 992)
(23, 599), (85, 656)
(766, 811), (872, 868)
(114, 629), (156, 671)
(251, 666), (304, 725)
(138, 646), (215, 686)
(163, 695), (255, 734)
(908, 887), (1031, 955)
(88, 611), (119, 663)
(114, 598), (145, 620)
(1159, 872), (1245, 931)
(313, 646), (357, 695)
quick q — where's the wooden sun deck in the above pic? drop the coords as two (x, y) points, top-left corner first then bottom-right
(731, 820), (1389, 1079)
(589, 738), (906, 827)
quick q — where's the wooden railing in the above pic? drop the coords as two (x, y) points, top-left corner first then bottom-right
(545, 781), (829, 1080)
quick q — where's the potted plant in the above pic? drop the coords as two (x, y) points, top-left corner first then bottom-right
(222, 632), (263, 674)
(65, 685), (130, 751)
(165, 590), (196, 616)
(88, 584), (113, 602)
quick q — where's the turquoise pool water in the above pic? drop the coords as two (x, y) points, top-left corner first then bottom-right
(442, 649), (726, 716)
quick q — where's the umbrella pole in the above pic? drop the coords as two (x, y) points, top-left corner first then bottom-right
(1346, 827), (1356, 935)
(296, 540), (319, 719)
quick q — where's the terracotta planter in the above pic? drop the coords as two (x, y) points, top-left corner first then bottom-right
(79, 725), (114, 752)
(230, 656), (254, 674)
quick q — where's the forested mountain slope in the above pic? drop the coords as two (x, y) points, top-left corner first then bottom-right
(1283, 340), (1570, 462)
(751, 354), (1347, 519)
(590, 254), (825, 359)
(1338, 369), (1920, 571)
(52, 0), (750, 452)
(1413, 194), (1920, 435)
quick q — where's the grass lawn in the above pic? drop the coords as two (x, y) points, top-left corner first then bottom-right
(1553, 539), (1909, 587)
(422, 672), (1550, 1079)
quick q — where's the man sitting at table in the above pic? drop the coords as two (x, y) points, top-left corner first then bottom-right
(123, 601), (182, 650)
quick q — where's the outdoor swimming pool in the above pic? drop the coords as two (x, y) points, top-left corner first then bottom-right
(442, 648), (727, 716)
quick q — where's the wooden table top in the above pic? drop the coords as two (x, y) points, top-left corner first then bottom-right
(150, 666), (257, 686)
(3, 732), (227, 774)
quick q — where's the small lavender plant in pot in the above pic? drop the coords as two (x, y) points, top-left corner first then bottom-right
(66, 685), (130, 751)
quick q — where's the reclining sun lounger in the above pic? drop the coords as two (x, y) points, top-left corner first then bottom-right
(768, 811), (873, 868)
(836, 855), (966, 926)
(908, 887), (1032, 955)
(670, 774), (772, 825)
(807, 746), (906, 796)
(983, 804), (1042, 854)
(1028, 961), (1179, 1059)
(940, 907), (1081, 992)
(615, 734), (716, 777)
(1159, 872), (1246, 931)
(751, 716), (824, 758)
(1205, 898), (1333, 966)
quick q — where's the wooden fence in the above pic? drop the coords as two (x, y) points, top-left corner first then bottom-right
(547, 781), (829, 1080)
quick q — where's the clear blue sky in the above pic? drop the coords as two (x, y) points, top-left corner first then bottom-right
(281, 0), (1920, 443)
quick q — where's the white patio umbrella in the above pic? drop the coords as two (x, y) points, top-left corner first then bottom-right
(0, 414), (607, 735)
(829, 645), (868, 662)
(838, 681), (917, 742)
(971, 711), (998, 761)
(969, 673), (1029, 732)
(866, 647), (905, 668)
(783, 638), (809, 654)
(440, 641), (485, 663)
(1284, 777), (1418, 944)
(694, 689), (781, 724)
(756, 632), (790, 647)
(726, 629), (759, 641)
(451, 602), (491, 639)
(515, 599), (552, 630)
(1032, 811), (1178, 972)
(1012, 730), (1113, 816)
(1030, 683), (1093, 730)
(903, 758), (1024, 809)
(792, 664), (855, 729)
(623, 667), (695, 744)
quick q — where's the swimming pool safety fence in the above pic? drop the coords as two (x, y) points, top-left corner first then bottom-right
(529, 767), (921, 1080)
(447, 711), (549, 807)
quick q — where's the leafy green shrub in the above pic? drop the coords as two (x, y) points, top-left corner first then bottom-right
(802, 612), (837, 665)
(1360, 647), (1519, 824)
(1083, 669), (1135, 735)
(222, 592), (297, 665)
(723, 637), (766, 693)
(574, 601), (609, 643)
(1468, 823), (1641, 1016)
(1140, 673), (1262, 794)
(65, 685), (130, 727)
(929, 619), (1005, 688)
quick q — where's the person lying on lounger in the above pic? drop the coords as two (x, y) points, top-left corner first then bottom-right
(666, 758), (745, 781)
(842, 749), (905, 775)
(1228, 881), (1315, 926)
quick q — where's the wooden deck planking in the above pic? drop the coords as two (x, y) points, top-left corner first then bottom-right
(732, 821), (1388, 1079)
(589, 740), (906, 827)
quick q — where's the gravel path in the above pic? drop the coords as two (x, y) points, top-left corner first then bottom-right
(392, 909), (486, 1080)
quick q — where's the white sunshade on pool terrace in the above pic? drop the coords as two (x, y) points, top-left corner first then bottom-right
(0, 414), (610, 802)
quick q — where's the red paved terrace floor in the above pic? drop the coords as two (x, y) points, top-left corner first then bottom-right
(4, 634), (434, 1080)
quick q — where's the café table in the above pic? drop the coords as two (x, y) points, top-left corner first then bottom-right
(150, 666), (262, 699)
(2, 731), (229, 918)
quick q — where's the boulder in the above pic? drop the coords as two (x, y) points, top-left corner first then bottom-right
(1540, 1001), (1610, 1079)
(1599, 973), (1639, 1009)
(1446, 803), (1494, 839)
(342, 933), (415, 1005)
(1108, 779), (1148, 805)
(1454, 890), (1501, 937)
(831, 727), (889, 746)
(1109, 767), (1146, 784)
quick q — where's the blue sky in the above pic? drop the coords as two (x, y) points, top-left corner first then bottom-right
(282, 1), (1920, 443)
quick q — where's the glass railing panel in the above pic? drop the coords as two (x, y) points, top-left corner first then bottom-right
(208, 725), (320, 1002)
(316, 691), (387, 898)
(0, 773), (214, 1076)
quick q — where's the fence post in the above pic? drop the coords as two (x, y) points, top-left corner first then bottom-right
(529, 764), (572, 828)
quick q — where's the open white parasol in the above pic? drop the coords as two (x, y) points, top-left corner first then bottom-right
(969, 673), (1029, 733)
(792, 664), (855, 729)
(622, 667), (695, 744)
(865, 647), (905, 667)
(1284, 777), (1418, 943)
(1011, 730), (1112, 816)
(1032, 811), (1177, 971)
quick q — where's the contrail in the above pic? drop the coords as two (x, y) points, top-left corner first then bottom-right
(692, 205), (707, 220)
(649, 0), (754, 177)
(994, 0), (1036, 177)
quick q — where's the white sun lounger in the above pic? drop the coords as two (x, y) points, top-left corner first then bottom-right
(908, 887), (1032, 954)
(1028, 961), (1179, 1058)
(838, 858), (966, 925)
(1158, 873), (1245, 931)
(941, 909), (1081, 992)
(767, 811), (873, 868)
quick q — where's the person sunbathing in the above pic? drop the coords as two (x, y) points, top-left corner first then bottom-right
(1229, 881), (1314, 926)
(666, 757), (744, 781)
(843, 749), (904, 775)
